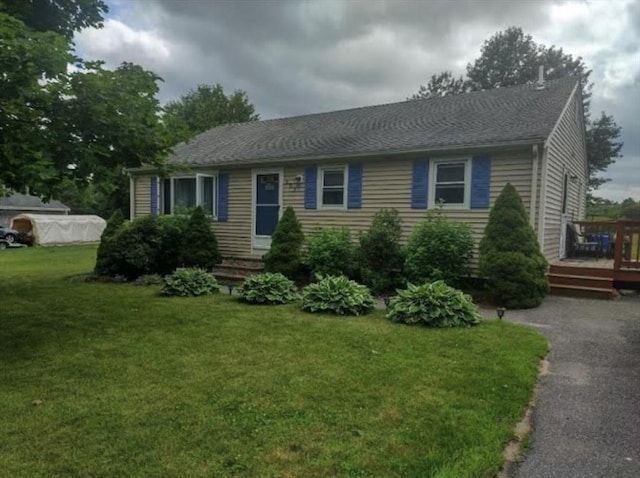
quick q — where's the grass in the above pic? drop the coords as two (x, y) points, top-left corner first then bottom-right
(0, 246), (547, 478)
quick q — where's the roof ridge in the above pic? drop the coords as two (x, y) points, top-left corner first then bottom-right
(242, 75), (578, 126)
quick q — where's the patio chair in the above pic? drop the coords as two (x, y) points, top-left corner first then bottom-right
(566, 223), (601, 258)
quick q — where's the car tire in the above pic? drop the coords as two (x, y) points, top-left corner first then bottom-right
(4, 233), (15, 244)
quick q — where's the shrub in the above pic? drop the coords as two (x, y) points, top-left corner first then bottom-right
(301, 275), (375, 316)
(109, 215), (162, 280)
(156, 215), (189, 275)
(237, 272), (300, 305)
(387, 281), (481, 327)
(305, 227), (356, 278)
(479, 183), (548, 308)
(161, 268), (219, 297)
(263, 207), (305, 279)
(181, 207), (221, 270)
(95, 209), (125, 277)
(404, 211), (474, 287)
(359, 209), (403, 294)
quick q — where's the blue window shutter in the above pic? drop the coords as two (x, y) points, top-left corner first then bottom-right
(411, 160), (429, 209)
(347, 163), (362, 209)
(150, 176), (158, 215)
(304, 166), (317, 209)
(471, 155), (491, 208)
(218, 173), (229, 222)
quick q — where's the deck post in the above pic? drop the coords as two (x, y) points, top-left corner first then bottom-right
(613, 221), (624, 271)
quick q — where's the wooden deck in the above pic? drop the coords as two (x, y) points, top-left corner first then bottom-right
(549, 220), (640, 298)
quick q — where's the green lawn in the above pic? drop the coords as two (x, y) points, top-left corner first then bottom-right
(0, 246), (546, 478)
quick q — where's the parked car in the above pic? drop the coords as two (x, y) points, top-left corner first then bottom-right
(0, 225), (31, 245)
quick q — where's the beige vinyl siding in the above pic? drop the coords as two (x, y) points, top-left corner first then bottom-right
(283, 148), (532, 268)
(214, 168), (253, 258)
(132, 147), (533, 264)
(133, 176), (151, 218)
(541, 86), (588, 260)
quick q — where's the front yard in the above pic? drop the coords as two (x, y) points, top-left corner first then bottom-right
(0, 246), (546, 477)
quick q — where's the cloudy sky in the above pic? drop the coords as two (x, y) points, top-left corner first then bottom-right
(75, 0), (640, 201)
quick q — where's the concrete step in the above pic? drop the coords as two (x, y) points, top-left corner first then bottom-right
(549, 284), (616, 300)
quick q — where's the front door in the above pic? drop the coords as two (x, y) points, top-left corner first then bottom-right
(253, 170), (282, 251)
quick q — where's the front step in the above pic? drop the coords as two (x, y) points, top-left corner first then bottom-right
(550, 284), (617, 300)
(548, 263), (616, 299)
(212, 258), (264, 285)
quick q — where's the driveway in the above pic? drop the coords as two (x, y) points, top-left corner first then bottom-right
(507, 294), (640, 478)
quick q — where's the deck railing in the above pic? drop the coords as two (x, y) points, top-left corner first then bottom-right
(574, 220), (640, 270)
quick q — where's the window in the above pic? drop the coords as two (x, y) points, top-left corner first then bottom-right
(431, 160), (470, 207)
(319, 166), (347, 208)
(161, 174), (217, 217)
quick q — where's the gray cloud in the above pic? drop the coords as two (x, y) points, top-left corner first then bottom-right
(76, 0), (639, 200)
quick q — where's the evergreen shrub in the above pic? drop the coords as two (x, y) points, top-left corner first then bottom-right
(237, 272), (300, 305)
(404, 211), (474, 287)
(479, 183), (548, 308)
(95, 209), (125, 277)
(358, 209), (404, 295)
(263, 207), (304, 279)
(386, 281), (481, 327)
(304, 227), (356, 278)
(181, 206), (221, 270)
(301, 275), (375, 316)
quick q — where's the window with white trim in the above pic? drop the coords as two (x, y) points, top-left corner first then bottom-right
(161, 174), (217, 217)
(431, 159), (470, 207)
(319, 166), (347, 208)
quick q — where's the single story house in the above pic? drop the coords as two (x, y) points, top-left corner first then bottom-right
(130, 76), (587, 265)
(0, 193), (70, 227)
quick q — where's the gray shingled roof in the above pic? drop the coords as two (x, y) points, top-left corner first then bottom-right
(170, 77), (578, 167)
(0, 193), (70, 210)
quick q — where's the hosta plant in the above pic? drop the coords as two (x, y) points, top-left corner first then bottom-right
(301, 275), (375, 316)
(161, 268), (219, 297)
(237, 272), (300, 305)
(386, 281), (481, 327)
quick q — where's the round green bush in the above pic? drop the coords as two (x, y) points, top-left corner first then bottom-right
(404, 212), (474, 288)
(304, 227), (356, 278)
(301, 275), (375, 316)
(479, 183), (548, 308)
(237, 272), (300, 305)
(358, 209), (404, 294)
(161, 268), (219, 297)
(386, 281), (481, 327)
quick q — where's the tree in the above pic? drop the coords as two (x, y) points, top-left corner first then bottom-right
(0, 1), (179, 202)
(409, 71), (468, 100)
(586, 112), (623, 190)
(411, 27), (622, 192)
(164, 83), (259, 136)
(479, 183), (548, 309)
(263, 207), (304, 279)
(620, 198), (640, 220)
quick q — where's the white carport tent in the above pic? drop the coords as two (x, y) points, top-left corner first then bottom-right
(10, 214), (106, 245)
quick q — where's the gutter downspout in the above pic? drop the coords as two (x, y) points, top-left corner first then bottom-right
(529, 144), (539, 228)
(129, 175), (135, 220)
(537, 144), (549, 252)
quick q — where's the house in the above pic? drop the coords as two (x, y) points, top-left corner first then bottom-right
(0, 193), (70, 227)
(129, 76), (587, 266)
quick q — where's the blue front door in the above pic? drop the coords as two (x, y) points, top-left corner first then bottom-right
(255, 173), (280, 245)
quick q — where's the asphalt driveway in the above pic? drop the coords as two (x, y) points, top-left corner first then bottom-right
(507, 294), (640, 478)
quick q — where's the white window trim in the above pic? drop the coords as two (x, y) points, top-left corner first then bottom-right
(167, 172), (218, 219)
(429, 158), (471, 209)
(317, 165), (348, 210)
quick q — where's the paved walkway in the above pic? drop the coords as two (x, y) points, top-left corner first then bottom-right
(507, 294), (640, 478)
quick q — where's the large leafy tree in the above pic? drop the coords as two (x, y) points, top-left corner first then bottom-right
(411, 27), (622, 192)
(0, 0), (180, 206)
(164, 83), (259, 136)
